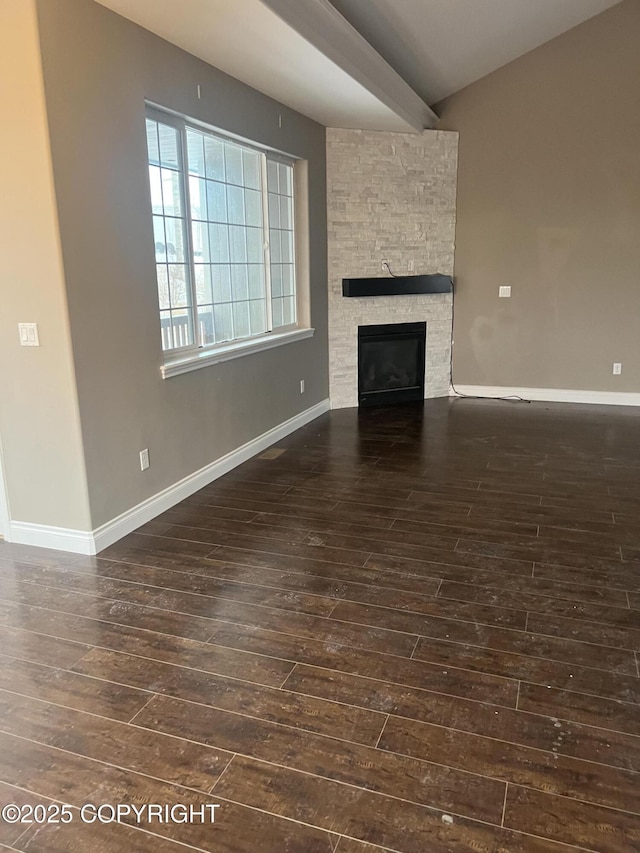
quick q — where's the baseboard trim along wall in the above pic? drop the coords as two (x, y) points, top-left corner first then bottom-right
(8, 522), (95, 554)
(452, 385), (640, 407)
(7, 399), (330, 556)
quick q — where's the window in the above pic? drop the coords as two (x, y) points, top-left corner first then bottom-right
(145, 108), (305, 372)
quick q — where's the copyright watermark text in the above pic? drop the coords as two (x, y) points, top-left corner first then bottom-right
(1, 803), (220, 825)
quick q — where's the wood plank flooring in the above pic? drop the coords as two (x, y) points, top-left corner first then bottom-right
(0, 398), (639, 852)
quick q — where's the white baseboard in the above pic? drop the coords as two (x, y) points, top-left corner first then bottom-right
(7, 399), (330, 556)
(8, 523), (96, 554)
(451, 385), (640, 407)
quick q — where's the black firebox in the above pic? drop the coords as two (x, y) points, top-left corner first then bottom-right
(357, 322), (426, 407)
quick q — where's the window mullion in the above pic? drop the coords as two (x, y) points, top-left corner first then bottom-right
(179, 122), (200, 348)
(290, 168), (298, 326)
(261, 153), (273, 332)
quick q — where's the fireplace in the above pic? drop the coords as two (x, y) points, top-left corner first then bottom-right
(357, 322), (426, 407)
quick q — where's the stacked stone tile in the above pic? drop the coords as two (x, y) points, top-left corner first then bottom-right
(326, 128), (459, 409)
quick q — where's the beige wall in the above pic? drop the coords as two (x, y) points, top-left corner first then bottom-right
(0, 0), (91, 531)
(437, 0), (640, 392)
(35, 0), (329, 530)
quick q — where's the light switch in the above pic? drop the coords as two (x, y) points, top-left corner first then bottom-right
(18, 323), (40, 346)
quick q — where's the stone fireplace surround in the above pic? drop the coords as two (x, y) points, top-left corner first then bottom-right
(326, 128), (458, 410)
(330, 293), (453, 410)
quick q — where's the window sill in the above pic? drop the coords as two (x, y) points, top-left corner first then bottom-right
(161, 327), (315, 379)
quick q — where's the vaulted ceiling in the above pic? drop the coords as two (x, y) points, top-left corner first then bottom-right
(95, 0), (621, 130)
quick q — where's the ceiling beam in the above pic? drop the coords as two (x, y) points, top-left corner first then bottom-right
(260, 0), (438, 131)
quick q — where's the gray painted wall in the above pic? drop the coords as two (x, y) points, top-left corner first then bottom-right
(36, 0), (329, 529)
(437, 0), (640, 393)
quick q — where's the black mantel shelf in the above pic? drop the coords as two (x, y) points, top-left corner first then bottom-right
(342, 274), (453, 298)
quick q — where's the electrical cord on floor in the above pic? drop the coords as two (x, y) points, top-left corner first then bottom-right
(448, 282), (531, 403)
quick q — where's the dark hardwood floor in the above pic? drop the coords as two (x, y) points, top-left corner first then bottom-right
(1, 398), (639, 852)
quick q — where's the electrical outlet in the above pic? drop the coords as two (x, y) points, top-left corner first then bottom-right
(499, 286), (511, 298)
(613, 363), (622, 375)
(300, 379), (305, 394)
(139, 448), (150, 471)
(381, 259), (389, 272)
(408, 260), (415, 272)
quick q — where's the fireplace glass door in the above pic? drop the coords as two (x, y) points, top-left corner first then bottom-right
(358, 322), (426, 406)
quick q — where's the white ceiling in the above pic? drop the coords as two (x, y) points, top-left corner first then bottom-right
(95, 0), (621, 129)
(95, 0), (430, 131)
(327, 0), (622, 104)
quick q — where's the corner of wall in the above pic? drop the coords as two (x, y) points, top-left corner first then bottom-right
(0, 0), (92, 538)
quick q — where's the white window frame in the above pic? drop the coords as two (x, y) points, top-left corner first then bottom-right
(145, 106), (313, 379)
